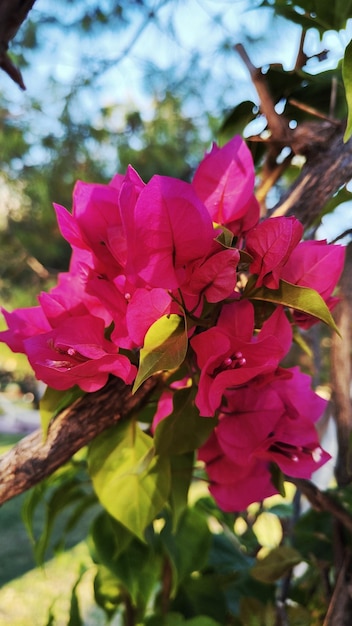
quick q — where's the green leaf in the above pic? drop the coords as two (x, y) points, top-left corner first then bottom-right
(240, 597), (276, 626)
(251, 546), (303, 584)
(89, 511), (134, 565)
(169, 452), (194, 531)
(244, 277), (340, 334)
(161, 507), (212, 584)
(67, 571), (84, 626)
(269, 463), (286, 498)
(89, 511), (162, 614)
(39, 385), (84, 436)
(343, 39), (352, 142)
(93, 565), (123, 618)
(214, 224), (235, 248)
(154, 387), (216, 456)
(133, 314), (188, 393)
(88, 420), (170, 540)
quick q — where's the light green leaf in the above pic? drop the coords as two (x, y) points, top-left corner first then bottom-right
(245, 278), (340, 334)
(88, 420), (170, 541)
(93, 566), (123, 618)
(133, 314), (188, 393)
(154, 387), (216, 456)
(39, 385), (84, 436)
(251, 546), (303, 584)
(343, 39), (352, 142)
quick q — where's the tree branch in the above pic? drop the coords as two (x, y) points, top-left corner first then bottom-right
(0, 0), (37, 89)
(271, 124), (352, 226)
(286, 477), (352, 535)
(0, 375), (160, 506)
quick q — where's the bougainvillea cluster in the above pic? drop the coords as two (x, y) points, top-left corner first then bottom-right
(0, 136), (345, 511)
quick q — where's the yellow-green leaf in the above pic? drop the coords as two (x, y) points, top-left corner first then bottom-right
(343, 39), (352, 143)
(88, 420), (170, 541)
(133, 314), (188, 393)
(245, 278), (340, 334)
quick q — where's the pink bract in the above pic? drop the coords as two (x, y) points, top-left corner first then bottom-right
(198, 368), (329, 510)
(0, 306), (51, 353)
(192, 135), (260, 233)
(245, 216), (303, 289)
(120, 174), (215, 289)
(24, 315), (136, 392)
(191, 301), (292, 416)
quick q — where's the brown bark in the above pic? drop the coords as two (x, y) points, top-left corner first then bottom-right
(0, 375), (159, 505)
(272, 124), (352, 227)
(0, 0), (37, 89)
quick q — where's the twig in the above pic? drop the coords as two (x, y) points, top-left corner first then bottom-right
(285, 477), (352, 535)
(234, 43), (291, 145)
(0, 0), (37, 89)
(323, 553), (352, 626)
(288, 98), (340, 126)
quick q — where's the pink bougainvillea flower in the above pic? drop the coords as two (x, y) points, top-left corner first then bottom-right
(0, 306), (51, 353)
(192, 135), (260, 235)
(39, 270), (112, 329)
(181, 247), (240, 304)
(198, 367), (329, 510)
(54, 176), (127, 278)
(125, 287), (173, 347)
(120, 174), (215, 289)
(191, 300), (292, 416)
(280, 239), (345, 327)
(24, 315), (136, 392)
(245, 216), (303, 289)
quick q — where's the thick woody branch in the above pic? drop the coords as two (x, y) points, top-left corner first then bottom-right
(0, 0), (37, 89)
(271, 124), (352, 226)
(0, 375), (159, 506)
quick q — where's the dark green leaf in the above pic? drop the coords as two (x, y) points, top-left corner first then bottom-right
(169, 453), (195, 531)
(154, 387), (216, 456)
(67, 572), (84, 626)
(251, 546), (303, 583)
(269, 463), (286, 498)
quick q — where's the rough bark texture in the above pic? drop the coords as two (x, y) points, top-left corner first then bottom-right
(272, 125), (352, 227)
(0, 0), (37, 89)
(0, 375), (159, 505)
